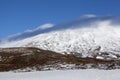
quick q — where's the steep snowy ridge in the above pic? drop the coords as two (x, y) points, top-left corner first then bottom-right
(1, 20), (120, 59)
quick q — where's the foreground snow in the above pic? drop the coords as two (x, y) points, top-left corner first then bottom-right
(0, 69), (120, 80)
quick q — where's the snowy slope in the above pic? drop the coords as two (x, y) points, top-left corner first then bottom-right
(0, 69), (120, 80)
(1, 16), (120, 59)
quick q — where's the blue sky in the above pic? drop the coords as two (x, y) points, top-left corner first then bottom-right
(0, 0), (120, 38)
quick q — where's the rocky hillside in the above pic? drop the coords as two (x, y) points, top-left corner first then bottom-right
(0, 47), (120, 72)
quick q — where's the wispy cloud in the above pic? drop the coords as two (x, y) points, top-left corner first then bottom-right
(80, 14), (97, 18)
(25, 23), (54, 33)
(3, 23), (54, 41)
(38, 23), (54, 30)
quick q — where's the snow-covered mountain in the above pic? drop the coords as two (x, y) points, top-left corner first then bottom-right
(1, 15), (120, 59)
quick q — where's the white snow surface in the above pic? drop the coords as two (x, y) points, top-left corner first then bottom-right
(0, 69), (120, 80)
(1, 21), (120, 58)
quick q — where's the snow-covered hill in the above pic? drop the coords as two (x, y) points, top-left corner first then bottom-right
(1, 15), (120, 59)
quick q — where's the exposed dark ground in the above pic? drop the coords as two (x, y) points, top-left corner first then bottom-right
(0, 47), (120, 71)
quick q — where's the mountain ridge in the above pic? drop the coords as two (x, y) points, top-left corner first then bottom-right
(1, 15), (120, 60)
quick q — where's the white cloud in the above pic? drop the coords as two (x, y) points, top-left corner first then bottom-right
(25, 23), (54, 33)
(22, 23), (54, 33)
(80, 14), (97, 18)
(38, 23), (54, 30)
(3, 23), (54, 41)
